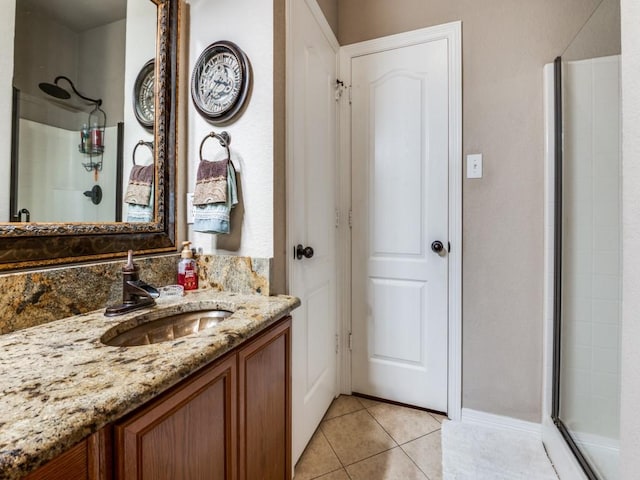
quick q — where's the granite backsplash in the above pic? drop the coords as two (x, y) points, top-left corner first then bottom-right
(0, 254), (272, 335)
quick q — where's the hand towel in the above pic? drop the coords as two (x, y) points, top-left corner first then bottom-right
(193, 158), (228, 205)
(127, 186), (154, 222)
(124, 164), (154, 206)
(193, 162), (238, 234)
(126, 203), (153, 222)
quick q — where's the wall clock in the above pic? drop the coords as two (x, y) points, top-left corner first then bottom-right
(191, 41), (251, 124)
(133, 59), (155, 129)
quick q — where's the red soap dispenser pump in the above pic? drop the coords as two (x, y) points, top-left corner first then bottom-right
(177, 241), (198, 291)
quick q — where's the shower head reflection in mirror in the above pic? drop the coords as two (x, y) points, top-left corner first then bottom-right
(38, 76), (102, 105)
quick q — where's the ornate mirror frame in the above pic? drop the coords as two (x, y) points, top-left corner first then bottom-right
(0, 0), (179, 271)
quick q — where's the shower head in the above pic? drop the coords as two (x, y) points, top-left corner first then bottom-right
(38, 76), (102, 106)
(38, 82), (71, 100)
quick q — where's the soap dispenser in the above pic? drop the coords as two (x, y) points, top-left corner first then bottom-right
(177, 241), (198, 291)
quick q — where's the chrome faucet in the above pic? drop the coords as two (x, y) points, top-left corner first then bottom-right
(105, 250), (160, 317)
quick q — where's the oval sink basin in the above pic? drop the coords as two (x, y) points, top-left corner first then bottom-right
(102, 309), (233, 347)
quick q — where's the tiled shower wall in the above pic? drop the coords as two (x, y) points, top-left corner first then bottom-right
(17, 120), (119, 223)
(561, 55), (621, 476)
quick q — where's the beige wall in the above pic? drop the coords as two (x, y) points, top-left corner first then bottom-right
(338, 0), (600, 422)
(273, 0), (286, 294)
(78, 19), (126, 126)
(13, 5), (82, 131)
(316, 0), (338, 37)
(563, 0), (621, 61)
(13, 4), (77, 103)
(620, 0), (640, 475)
(14, 7), (127, 129)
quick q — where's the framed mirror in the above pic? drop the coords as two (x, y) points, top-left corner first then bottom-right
(0, 0), (179, 271)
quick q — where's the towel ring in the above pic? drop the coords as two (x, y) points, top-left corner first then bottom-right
(199, 131), (231, 162)
(133, 140), (154, 166)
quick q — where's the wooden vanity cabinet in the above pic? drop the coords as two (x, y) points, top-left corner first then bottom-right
(114, 355), (237, 480)
(23, 317), (291, 480)
(238, 318), (291, 480)
(114, 316), (291, 480)
(25, 429), (112, 480)
(24, 440), (88, 480)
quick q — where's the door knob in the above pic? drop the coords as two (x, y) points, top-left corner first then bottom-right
(295, 244), (314, 260)
(431, 240), (445, 254)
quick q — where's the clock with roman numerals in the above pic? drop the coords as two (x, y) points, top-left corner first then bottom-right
(191, 41), (251, 124)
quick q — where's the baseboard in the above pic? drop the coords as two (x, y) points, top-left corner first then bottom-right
(461, 408), (542, 439)
(458, 409), (598, 479)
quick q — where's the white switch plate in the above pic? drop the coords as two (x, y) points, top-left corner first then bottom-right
(186, 193), (195, 224)
(467, 154), (483, 178)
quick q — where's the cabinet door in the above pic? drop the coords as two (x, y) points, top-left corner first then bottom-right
(238, 317), (291, 480)
(25, 430), (111, 480)
(25, 440), (87, 480)
(115, 355), (237, 480)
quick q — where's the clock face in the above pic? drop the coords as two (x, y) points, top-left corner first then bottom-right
(191, 41), (250, 124)
(133, 60), (155, 129)
(198, 52), (242, 113)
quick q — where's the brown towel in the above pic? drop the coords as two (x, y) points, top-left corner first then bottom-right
(193, 158), (228, 205)
(124, 164), (154, 206)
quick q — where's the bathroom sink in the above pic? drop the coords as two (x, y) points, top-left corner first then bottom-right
(101, 309), (233, 347)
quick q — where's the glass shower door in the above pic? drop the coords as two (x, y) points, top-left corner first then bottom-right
(554, 54), (621, 480)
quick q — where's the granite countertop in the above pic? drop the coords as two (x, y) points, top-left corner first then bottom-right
(0, 290), (300, 479)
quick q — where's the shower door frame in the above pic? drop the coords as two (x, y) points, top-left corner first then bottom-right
(9, 87), (20, 222)
(550, 55), (607, 480)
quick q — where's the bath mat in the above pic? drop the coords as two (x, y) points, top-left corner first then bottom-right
(441, 420), (558, 479)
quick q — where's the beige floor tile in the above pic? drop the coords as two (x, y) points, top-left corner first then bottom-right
(402, 430), (442, 480)
(368, 402), (441, 444)
(346, 447), (427, 480)
(316, 469), (350, 480)
(321, 409), (397, 465)
(294, 429), (342, 480)
(429, 412), (448, 423)
(356, 396), (384, 409)
(323, 394), (365, 420)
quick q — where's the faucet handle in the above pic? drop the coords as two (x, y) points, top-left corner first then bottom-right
(123, 250), (137, 272)
(105, 251), (156, 316)
(122, 250), (140, 285)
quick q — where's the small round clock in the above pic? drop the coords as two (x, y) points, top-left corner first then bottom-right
(133, 59), (155, 129)
(191, 41), (251, 124)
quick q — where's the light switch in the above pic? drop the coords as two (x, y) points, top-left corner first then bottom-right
(467, 154), (483, 179)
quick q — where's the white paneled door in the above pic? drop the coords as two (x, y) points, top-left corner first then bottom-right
(351, 38), (450, 412)
(289, 0), (339, 467)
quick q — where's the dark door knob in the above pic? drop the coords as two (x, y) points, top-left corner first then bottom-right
(295, 244), (314, 260)
(431, 240), (444, 254)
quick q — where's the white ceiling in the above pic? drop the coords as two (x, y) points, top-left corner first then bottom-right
(19, 0), (128, 32)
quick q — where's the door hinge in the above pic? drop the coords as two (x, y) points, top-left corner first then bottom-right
(335, 208), (340, 228)
(335, 334), (339, 354)
(348, 86), (352, 105)
(348, 209), (353, 229)
(348, 332), (353, 351)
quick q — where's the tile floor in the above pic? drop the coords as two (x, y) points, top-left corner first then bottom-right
(294, 395), (446, 480)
